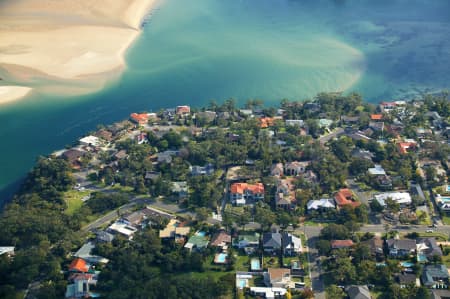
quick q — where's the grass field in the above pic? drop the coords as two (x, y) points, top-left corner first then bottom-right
(64, 189), (90, 215)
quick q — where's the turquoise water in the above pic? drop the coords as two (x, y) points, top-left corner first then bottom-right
(1, 0), (450, 203)
(251, 258), (261, 271)
(401, 262), (414, 268)
(417, 253), (427, 263)
(196, 231), (206, 237)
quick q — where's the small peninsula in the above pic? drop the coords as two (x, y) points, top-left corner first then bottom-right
(0, 93), (449, 299)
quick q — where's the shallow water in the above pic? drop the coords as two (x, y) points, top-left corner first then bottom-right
(0, 0), (449, 202)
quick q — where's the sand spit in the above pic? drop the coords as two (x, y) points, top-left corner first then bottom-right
(0, 0), (158, 105)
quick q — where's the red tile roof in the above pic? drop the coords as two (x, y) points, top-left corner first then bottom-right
(370, 114), (383, 120)
(398, 142), (416, 154)
(130, 113), (149, 125)
(69, 258), (88, 273)
(230, 182), (264, 194)
(331, 239), (354, 249)
(334, 188), (360, 207)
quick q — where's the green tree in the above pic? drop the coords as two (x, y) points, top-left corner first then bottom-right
(325, 285), (345, 299)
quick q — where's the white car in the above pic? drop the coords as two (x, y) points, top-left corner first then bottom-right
(426, 229), (434, 233)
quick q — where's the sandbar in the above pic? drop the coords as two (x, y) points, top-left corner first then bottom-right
(0, 0), (158, 105)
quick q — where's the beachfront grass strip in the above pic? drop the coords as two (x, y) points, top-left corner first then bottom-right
(64, 189), (90, 215)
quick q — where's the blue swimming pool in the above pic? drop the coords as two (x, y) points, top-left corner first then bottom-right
(251, 258), (261, 271)
(216, 253), (227, 263)
(401, 261), (414, 268)
(196, 231), (206, 237)
(417, 253), (427, 263)
(237, 279), (247, 288)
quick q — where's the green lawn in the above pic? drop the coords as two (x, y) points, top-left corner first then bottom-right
(64, 190), (90, 215)
(442, 249), (450, 268)
(416, 232), (448, 241)
(441, 214), (450, 225)
(416, 209), (432, 225)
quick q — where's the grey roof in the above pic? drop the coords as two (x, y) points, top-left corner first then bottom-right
(397, 273), (416, 285)
(422, 264), (449, 286)
(346, 285), (371, 299)
(263, 232), (282, 249)
(386, 238), (416, 251)
(417, 237), (443, 258)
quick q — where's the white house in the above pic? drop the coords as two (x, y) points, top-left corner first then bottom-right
(307, 198), (336, 210)
(79, 135), (101, 147)
(374, 192), (412, 207)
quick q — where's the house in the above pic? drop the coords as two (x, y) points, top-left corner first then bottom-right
(190, 164), (215, 176)
(176, 105), (191, 115)
(334, 188), (360, 208)
(318, 118), (333, 129)
(114, 150), (128, 160)
(62, 149), (85, 167)
(79, 135), (101, 147)
(265, 268), (292, 288)
(398, 141), (417, 154)
(422, 264), (449, 289)
(73, 242), (109, 264)
(282, 232), (302, 256)
(172, 181), (188, 198)
(374, 192), (412, 207)
(396, 273), (418, 288)
(270, 163), (284, 177)
(159, 219), (190, 240)
(331, 239), (354, 249)
(346, 285), (371, 299)
(145, 171), (161, 181)
(342, 115), (360, 124)
(370, 114), (383, 121)
(285, 161), (310, 176)
(184, 232), (209, 252)
(380, 101), (398, 113)
(0, 247), (15, 257)
(285, 119), (304, 127)
(130, 113), (150, 125)
(234, 233), (260, 253)
(275, 178), (296, 210)
(230, 182), (264, 205)
(368, 164), (386, 176)
(135, 132), (147, 144)
(430, 289), (450, 299)
(210, 231), (231, 248)
(65, 273), (98, 299)
(69, 258), (90, 273)
(386, 238), (416, 257)
(95, 129), (113, 142)
(263, 233), (282, 254)
(307, 198), (335, 211)
(107, 222), (138, 240)
(352, 149), (375, 161)
(249, 287), (287, 299)
(96, 231), (115, 243)
(157, 150), (179, 164)
(361, 236), (384, 257)
(417, 238), (443, 261)
(123, 211), (147, 227)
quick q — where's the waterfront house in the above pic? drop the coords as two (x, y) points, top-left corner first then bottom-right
(130, 113), (150, 125)
(79, 135), (101, 148)
(176, 105), (191, 115)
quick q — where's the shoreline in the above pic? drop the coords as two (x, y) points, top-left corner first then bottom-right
(0, 0), (159, 106)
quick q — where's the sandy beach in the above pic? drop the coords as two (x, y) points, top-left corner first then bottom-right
(0, 0), (158, 105)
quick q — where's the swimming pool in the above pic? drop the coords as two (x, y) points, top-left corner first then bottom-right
(237, 279), (247, 289)
(417, 253), (427, 263)
(196, 231), (206, 237)
(401, 261), (414, 268)
(251, 258), (261, 271)
(214, 253), (227, 264)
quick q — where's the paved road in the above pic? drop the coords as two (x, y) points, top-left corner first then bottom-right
(318, 128), (345, 145)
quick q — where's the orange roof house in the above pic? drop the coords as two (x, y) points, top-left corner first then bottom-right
(231, 183), (264, 194)
(176, 105), (191, 115)
(69, 258), (89, 273)
(334, 188), (360, 208)
(259, 116), (282, 128)
(331, 239), (355, 249)
(398, 141), (417, 154)
(130, 113), (149, 125)
(370, 114), (383, 121)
